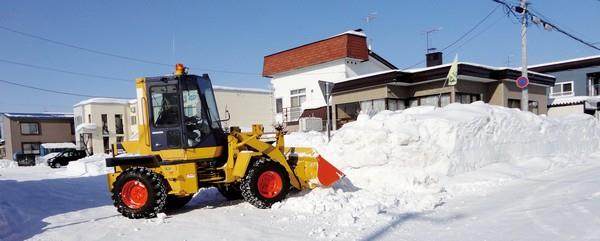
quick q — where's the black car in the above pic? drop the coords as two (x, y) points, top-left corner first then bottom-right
(47, 150), (87, 168)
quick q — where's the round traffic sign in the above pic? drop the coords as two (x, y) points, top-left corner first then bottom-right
(516, 76), (529, 89)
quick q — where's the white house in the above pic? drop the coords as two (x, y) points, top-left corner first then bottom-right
(262, 30), (396, 129)
(73, 98), (138, 155)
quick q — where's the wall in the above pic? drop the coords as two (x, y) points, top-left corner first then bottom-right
(504, 81), (548, 114)
(547, 104), (585, 117)
(214, 89), (274, 131)
(546, 65), (600, 97)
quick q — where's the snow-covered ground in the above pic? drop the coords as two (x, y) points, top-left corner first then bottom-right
(1, 102), (600, 241)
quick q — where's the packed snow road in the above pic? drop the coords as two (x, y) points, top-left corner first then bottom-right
(1, 158), (600, 241)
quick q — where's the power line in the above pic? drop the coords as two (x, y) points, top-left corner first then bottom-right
(0, 58), (131, 83)
(401, 5), (501, 70)
(0, 25), (263, 76)
(0, 79), (129, 99)
(492, 0), (600, 52)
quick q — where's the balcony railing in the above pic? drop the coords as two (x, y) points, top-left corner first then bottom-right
(282, 107), (303, 123)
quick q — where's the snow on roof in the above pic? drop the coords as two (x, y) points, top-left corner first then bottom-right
(342, 69), (400, 82)
(41, 143), (76, 149)
(331, 30), (367, 38)
(213, 85), (271, 94)
(529, 55), (600, 69)
(550, 96), (600, 106)
(404, 62), (554, 78)
(2, 112), (73, 119)
(76, 123), (98, 132)
(73, 98), (135, 107)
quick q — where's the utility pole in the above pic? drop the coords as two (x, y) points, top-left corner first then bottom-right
(520, 0), (529, 112)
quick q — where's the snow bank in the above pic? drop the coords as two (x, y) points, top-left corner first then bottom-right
(62, 154), (111, 177)
(277, 102), (600, 233)
(41, 143), (76, 149)
(0, 159), (18, 168)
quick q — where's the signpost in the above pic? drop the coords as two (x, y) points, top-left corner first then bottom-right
(516, 76), (529, 89)
(318, 80), (335, 142)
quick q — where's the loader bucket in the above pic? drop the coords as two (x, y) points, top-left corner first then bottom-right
(316, 155), (344, 187)
(285, 147), (344, 189)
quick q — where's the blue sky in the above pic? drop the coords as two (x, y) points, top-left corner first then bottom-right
(1, 0), (599, 113)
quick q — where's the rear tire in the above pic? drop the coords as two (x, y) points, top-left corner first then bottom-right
(240, 159), (290, 209)
(52, 162), (61, 168)
(111, 167), (167, 219)
(165, 195), (193, 210)
(217, 183), (243, 200)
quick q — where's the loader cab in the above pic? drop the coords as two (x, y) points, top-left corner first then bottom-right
(146, 73), (226, 152)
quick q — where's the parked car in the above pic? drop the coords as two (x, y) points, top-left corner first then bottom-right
(47, 150), (87, 168)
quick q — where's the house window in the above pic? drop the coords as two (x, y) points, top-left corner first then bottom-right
(275, 98), (283, 113)
(20, 122), (40, 135)
(88, 114), (91, 123)
(455, 93), (481, 104)
(360, 99), (386, 116)
(387, 99), (406, 111)
(409, 94), (451, 107)
(550, 81), (574, 98)
(508, 99), (539, 114)
(589, 73), (600, 96)
(103, 137), (110, 153)
(290, 88), (306, 108)
(336, 102), (360, 128)
(101, 114), (109, 135)
(115, 114), (124, 134)
(116, 136), (124, 144)
(22, 142), (41, 154)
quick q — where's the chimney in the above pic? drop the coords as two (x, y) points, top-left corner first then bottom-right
(426, 52), (443, 67)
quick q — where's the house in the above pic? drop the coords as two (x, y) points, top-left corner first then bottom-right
(529, 55), (600, 117)
(331, 53), (556, 129)
(73, 98), (137, 155)
(73, 86), (273, 154)
(0, 112), (75, 163)
(262, 30), (396, 130)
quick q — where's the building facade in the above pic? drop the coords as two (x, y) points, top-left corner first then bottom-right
(0, 113), (75, 160)
(73, 98), (137, 155)
(331, 61), (555, 129)
(529, 55), (600, 117)
(262, 30), (396, 128)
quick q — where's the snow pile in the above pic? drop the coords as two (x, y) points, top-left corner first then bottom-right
(277, 102), (600, 234)
(62, 154), (111, 177)
(0, 159), (18, 168)
(41, 143), (76, 149)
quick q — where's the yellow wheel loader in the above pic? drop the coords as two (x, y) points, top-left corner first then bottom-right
(106, 64), (344, 219)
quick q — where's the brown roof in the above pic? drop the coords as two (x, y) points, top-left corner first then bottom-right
(529, 55), (600, 73)
(262, 33), (369, 77)
(333, 63), (556, 93)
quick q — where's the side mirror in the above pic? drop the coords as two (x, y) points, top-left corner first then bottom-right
(219, 110), (231, 122)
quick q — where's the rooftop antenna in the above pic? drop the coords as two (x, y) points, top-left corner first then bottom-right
(423, 27), (442, 53)
(365, 12), (377, 50)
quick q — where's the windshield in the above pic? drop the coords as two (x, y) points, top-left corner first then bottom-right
(197, 78), (221, 129)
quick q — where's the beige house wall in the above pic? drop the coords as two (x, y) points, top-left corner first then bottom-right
(503, 81), (548, 114)
(547, 104), (584, 117)
(4, 118), (74, 159)
(213, 89), (274, 131)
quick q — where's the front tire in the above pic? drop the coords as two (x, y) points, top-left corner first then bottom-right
(111, 167), (167, 219)
(240, 159), (290, 209)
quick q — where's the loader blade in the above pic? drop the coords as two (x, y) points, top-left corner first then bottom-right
(316, 155), (344, 187)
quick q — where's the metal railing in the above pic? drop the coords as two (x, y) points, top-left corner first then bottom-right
(281, 107), (303, 123)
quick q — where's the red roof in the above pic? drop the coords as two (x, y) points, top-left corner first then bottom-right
(262, 33), (369, 77)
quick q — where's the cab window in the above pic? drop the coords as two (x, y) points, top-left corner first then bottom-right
(150, 85), (180, 128)
(182, 81), (210, 147)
